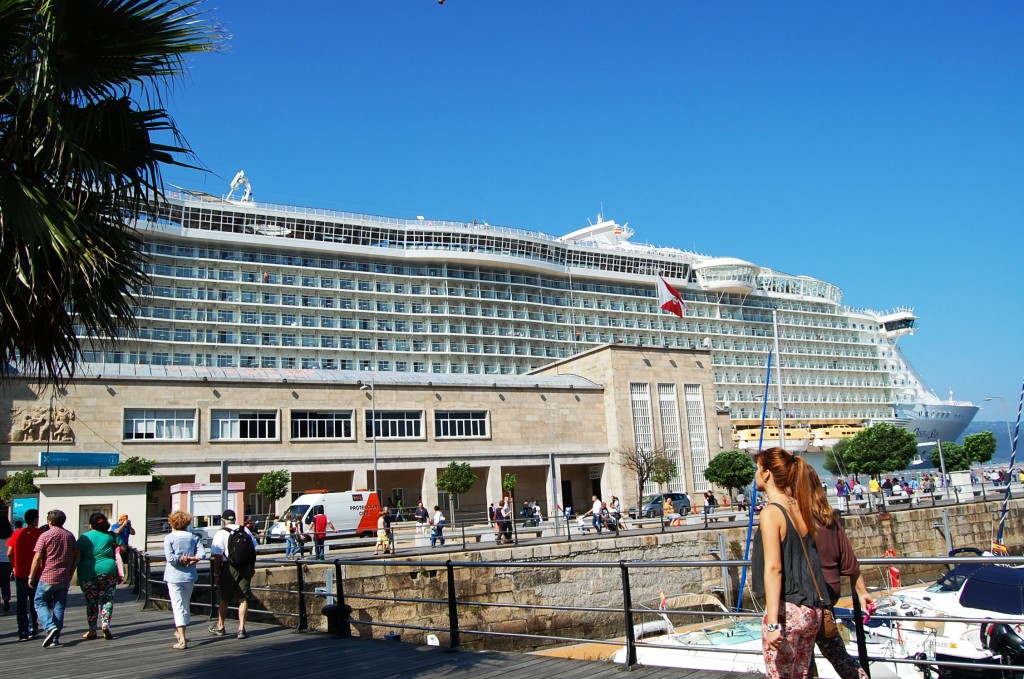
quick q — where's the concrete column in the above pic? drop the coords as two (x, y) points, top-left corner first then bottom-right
(275, 476), (294, 516)
(194, 470), (212, 484)
(486, 463), (503, 504)
(422, 464), (438, 507)
(544, 456), (559, 521)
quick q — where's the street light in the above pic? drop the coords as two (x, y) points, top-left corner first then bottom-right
(360, 379), (378, 495)
(984, 396), (1014, 457)
(920, 440), (954, 554)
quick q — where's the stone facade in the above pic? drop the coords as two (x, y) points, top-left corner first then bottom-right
(1, 344), (730, 520)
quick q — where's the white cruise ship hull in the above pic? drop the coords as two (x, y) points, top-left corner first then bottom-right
(75, 187), (977, 444)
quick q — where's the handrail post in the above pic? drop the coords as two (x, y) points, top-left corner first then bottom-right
(619, 560), (637, 667)
(296, 559), (308, 631)
(334, 560), (350, 638)
(445, 559), (460, 650)
(849, 579), (871, 677)
(461, 523), (466, 551)
(142, 553), (152, 609)
(131, 548), (141, 596)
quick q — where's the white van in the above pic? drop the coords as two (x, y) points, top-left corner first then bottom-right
(268, 490), (381, 542)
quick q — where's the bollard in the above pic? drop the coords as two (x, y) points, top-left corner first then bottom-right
(321, 603), (352, 637)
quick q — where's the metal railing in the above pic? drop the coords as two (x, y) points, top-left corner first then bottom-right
(124, 546), (1024, 677)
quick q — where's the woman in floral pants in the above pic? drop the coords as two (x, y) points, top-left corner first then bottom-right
(76, 513), (120, 639)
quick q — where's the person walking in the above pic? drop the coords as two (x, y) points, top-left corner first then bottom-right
(499, 498), (513, 543)
(209, 509), (257, 640)
(7, 508), (43, 640)
(752, 447), (827, 679)
(586, 495), (603, 534)
(76, 512), (120, 640)
(805, 467), (872, 679)
(307, 507), (335, 560)
(0, 513), (12, 614)
(414, 502), (429, 536)
(163, 510), (205, 650)
(29, 509), (79, 648)
(283, 512), (300, 559)
(429, 505), (446, 547)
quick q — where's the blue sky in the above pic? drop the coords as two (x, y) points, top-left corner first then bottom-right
(160, 2), (1024, 427)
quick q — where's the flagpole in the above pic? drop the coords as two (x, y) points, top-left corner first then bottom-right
(995, 378), (1023, 547)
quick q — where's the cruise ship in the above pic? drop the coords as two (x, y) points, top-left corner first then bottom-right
(77, 176), (977, 447)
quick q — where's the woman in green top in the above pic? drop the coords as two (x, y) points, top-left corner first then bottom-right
(77, 512), (120, 639)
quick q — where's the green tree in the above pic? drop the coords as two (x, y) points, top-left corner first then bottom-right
(501, 473), (517, 501)
(0, 0), (220, 387)
(255, 469), (290, 538)
(0, 468), (45, 505)
(842, 423), (918, 477)
(822, 439), (851, 476)
(932, 441), (972, 472)
(649, 456), (679, 491)
(963, 431), (997, 465)
(437, 462), (477, 524)
(703, 450), (756, 498)
(110, 455), (165, 500)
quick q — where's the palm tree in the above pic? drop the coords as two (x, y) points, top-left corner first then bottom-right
(0, 0), (220, 387)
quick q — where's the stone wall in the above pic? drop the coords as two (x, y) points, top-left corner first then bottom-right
(196, 498), (1024, 651)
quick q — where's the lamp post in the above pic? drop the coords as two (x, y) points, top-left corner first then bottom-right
(360, 379), (378, 495)
(984, 396), (1014, 459)
(919, 440), (949, 500)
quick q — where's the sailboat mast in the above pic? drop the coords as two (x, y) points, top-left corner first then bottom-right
(772, 307), (786, 449)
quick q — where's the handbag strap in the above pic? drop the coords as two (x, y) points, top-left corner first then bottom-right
(773, 502), (826, 607)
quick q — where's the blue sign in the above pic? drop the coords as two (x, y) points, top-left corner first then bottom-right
(38, 451), (120, 467)
(11, 496), (38, 524)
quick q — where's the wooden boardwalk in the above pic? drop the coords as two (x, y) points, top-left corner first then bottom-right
(0, 588), (760, 679)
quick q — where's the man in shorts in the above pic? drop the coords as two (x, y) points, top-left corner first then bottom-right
(209, 509), (257, 639)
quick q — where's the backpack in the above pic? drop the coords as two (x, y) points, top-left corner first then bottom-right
(225, 527), (256, 570)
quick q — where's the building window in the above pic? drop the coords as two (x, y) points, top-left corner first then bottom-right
(123, 409), (197, 441)
(658, 383), (686, 492)
(629, 383), (657, 495)
(366, 410), (423, 440)
(684, 384), (711, 493)
(211, 410), (278, 441)
(434, 411), (489, 439)
(290, 410), (354, 440)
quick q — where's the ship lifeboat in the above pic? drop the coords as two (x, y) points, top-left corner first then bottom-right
(810, 424), (863, 450)
(732, 427), (812, 453)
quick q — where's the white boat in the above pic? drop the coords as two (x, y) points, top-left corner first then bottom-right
(857, 557), (1024, 675)
(92, 175), (977, 446)
(610, 611), (920, 678)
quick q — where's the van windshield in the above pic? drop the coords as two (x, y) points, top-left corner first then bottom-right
(281, 504), (310, 522)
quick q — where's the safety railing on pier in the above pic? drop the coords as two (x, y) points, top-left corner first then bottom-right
(123, 545), (1024, 678)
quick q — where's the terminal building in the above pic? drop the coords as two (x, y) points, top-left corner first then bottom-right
(2, 344), (730, 519)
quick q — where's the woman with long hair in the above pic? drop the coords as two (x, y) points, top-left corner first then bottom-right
(753, 447), (829, 679)
(806, 467), (873, 679)
(76, 512), (120, 639)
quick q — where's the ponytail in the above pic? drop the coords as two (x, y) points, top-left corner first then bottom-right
(791, 456), (816, 538)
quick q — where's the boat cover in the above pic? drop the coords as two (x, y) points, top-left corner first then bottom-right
(959, 566), (1024, 615)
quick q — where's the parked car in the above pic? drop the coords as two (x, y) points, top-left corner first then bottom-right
(629, 492), (691, 519)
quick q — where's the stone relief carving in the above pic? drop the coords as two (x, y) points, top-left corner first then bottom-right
(8, 405), (76, 443)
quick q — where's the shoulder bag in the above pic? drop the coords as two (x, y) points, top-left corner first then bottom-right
(794, 521), (838, 641)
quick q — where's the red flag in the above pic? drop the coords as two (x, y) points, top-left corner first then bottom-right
(657, 276), (686, 318)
